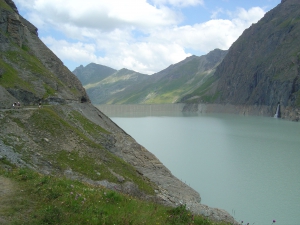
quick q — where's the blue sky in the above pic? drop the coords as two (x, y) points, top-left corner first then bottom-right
(14, 0), (281, 74)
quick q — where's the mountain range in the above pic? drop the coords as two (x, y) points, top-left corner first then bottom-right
(74, 0), (300, 121)
(73, 49), (227, 104)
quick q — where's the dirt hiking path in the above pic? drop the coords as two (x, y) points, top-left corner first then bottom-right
(0, 176), (16, 224)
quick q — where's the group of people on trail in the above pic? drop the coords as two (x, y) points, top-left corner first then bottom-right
(12, 102), (21, 109)
(12, 101), (42, 109)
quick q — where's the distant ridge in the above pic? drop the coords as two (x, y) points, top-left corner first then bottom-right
(75, 49), (227, 104)
(73, 63), (117, 86)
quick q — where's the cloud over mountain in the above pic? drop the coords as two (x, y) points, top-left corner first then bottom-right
(15, 0), (269, 74)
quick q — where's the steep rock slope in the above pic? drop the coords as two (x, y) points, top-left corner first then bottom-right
(205, 0), (299, 119)
(0, 0), (236, 223)
(0, 0), (89, 107)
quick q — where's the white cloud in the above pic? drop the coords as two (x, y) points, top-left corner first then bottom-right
(150, 0), (204, 7)
(233, 7), (265, 25)
(14, 0), (267, 74)
(147, 7), (265, 53)
(42, 37), (98, 62)
(210, 8), (224, 19)
(43, 35), (190, 74)
(17, 0), (179, 32)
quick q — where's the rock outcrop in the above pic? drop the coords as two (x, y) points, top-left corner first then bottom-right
(0, 0), (89, 107)
(212, 0), (300, 120)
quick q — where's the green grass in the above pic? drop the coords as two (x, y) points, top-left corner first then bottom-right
(0, 58), (34, 91)
(294, 90), (300, 107)
(181, 76), (219, 103)
(27, 107), (105, 151)
(200, 92), (221, 103)
(21, 44), (30, 52)
(29, 108), (74, 137)
(190, 76), (217, 96)
(5, 50), (50, 76)
(55, 150), (117, 182)
(0, 167), (232, 225)
(26, 107), (156, 194)
(1, 48), (66, 95)
(43, 83), (56, 98)
(0, 0), (14, 11)
(70, 110), (110, 135)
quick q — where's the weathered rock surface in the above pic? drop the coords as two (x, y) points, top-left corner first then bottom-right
(0, 0), (90, 107)
(213, 0), (300, 114)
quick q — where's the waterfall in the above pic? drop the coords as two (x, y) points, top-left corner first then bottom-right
(274, 103), (280, 118)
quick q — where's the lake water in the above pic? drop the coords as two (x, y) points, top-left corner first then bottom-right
(97, 104), (300, 225)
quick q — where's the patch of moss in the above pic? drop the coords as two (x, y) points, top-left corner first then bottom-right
(201, 92), (221, 103)
(5, 50), (48, 75)
(29, 108), (73, 137)
(11, 117), (25, 129)
(43, 83), (56, 98)
(192, 76), (217, 96)
(0, 0), (14, 11)
(294, 90), (300, 107)
(3, 49), (65, 91)
(55, 150), (116, 182)
(21, 44), (30, 52)
(0, 58), (34, 92)
(70, 110), (110, 135)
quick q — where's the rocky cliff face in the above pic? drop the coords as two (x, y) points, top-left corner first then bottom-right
(0, 0), (89, 108)
(212, 0), (300, 120)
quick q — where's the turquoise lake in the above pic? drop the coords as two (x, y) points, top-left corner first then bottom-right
(97, 104), (300, 225)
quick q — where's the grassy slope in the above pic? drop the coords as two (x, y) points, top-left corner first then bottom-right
(181, 75), (220, 103)
(0, 166), (231, 225)
(0, 0), (12, 11)
(0, 46), (62, 99)
(110, 57), (222, 104)
(0, 106), (155, 195)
